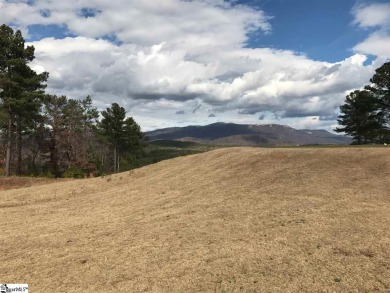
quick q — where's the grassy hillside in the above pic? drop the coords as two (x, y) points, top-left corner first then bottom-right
(1, 147), (390, 292)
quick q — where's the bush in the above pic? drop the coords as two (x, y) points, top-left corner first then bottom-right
(63, 167), (85, 178)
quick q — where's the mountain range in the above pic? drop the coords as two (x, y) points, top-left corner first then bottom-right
(145, 122), (351, 146)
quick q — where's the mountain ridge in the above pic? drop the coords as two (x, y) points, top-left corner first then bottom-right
(145, 122), (351, 146)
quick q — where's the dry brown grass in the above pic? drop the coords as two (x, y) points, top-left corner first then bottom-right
(0, 176), (68, 191)
(1, 147), (390, 292)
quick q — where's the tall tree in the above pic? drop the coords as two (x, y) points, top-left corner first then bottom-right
(62, 96), (99, 175)
(0, 24), (48, 176)
(79, 95), (99, 157)
(335, 90), (383, 144)
(365, 62), (390, 141)
(25, 117), (47, 175)
(42, 95), (99, 177)
(365, 62), (390, 116)
(99, 103), (126, 172)
(42, 95), (68, 177)
(99, 103), (144, 173)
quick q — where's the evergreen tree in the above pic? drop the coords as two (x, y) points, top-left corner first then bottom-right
(336, 62), (390, 144)
(42, 95), (68, 177)
(365, 62), (390, 117)
(0, 24), (48, 176)
(335, 90), (383, 144)
(365, 62), (390, 141)
(99, 103), (145, 173)
(99, 103), (125, 172)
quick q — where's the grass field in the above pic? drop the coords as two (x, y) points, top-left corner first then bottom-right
(0, 176), (68, 191)
(1, 147), (389, 292)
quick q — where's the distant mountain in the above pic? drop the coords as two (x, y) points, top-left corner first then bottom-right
(145, 122), (351, 146)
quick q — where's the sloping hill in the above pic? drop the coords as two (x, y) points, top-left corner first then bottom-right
(146, 122), (351, 145)
(1, 147), (389, 292)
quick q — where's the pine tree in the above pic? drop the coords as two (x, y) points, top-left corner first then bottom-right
(335, 90), (383, 144)
(42, 95), (68, 177)
(99, 103), (144, 173)
(99, 103), (125, 172)
(365, 62), (390, 141)
(0, 24), (48, 176)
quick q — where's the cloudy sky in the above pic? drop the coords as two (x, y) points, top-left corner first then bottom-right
(1, 0), (389, 131)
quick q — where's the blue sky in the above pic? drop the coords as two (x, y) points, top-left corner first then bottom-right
(238, 0), (389, 63)
(244, 0), (369, 61)
(1, 0), (389, 131)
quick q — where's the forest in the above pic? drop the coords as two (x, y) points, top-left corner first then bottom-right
(0, 24), (145, 177)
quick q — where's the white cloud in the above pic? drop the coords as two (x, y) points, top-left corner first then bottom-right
(1, 0), (270, 47)
(29, 35), (373, 121)
(354, 32), (390, 60)
(288, 116), (335, 131)
(352, 3), (390, 29)
(352, 3), (390, 60)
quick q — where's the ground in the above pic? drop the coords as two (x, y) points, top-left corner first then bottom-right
(1, 147), (389, 292)
(0, 176), (67, 191)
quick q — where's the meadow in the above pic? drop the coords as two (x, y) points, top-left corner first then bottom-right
(1, 147), (389, 292)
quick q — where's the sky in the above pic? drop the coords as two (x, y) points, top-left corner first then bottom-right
(1, 0), (389, 131)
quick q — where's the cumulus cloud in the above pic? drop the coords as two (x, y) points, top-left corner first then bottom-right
(353, 32), (390, 60)
(352, 3), (390, 60)
(1, 0), (385, 131)
(1, 0), (270, 45)
(352, 3), (390, 29)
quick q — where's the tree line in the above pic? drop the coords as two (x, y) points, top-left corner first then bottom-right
(336, 62), (390, 144)
(0, 24), (145, 177)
